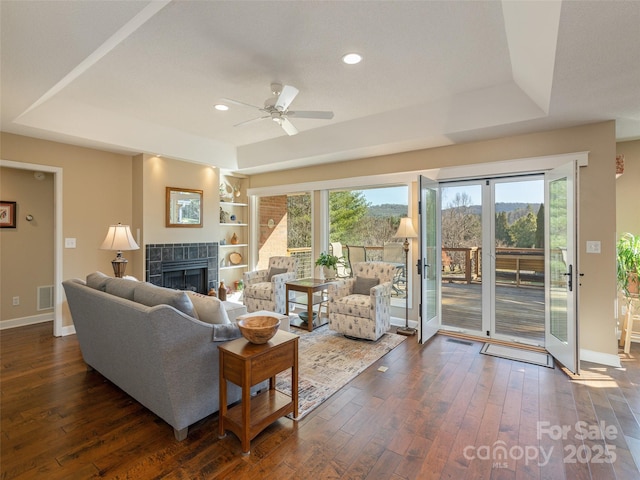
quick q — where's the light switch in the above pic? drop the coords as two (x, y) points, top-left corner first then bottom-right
(586, 241), (601, 254)
(65, 237), (77, 248)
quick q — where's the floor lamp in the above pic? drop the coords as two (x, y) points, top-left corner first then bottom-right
(394, 217), (418, 336)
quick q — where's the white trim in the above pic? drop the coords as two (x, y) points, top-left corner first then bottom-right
(0, 160), (64, 336)
(61, 324), (77, 336)
(0, 313), (54, 330)
(247, 151), (590, 196)
(579, 348), (621, 368)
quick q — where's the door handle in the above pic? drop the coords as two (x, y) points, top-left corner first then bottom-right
(563, 264), (573, 292)
(416, 258), (422, 276)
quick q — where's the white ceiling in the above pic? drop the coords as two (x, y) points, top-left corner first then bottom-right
(2, 1), (639, 174)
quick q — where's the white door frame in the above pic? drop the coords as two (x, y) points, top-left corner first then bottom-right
(0, 160), (64, 337)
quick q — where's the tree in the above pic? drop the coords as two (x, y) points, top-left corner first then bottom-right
(535, 204), (544, 248)
(287, 194), (311, 249)
(329, 191), (370, 244)
(495, 211), (512, 246)
(441, 192), (481, 248)
(509, 207), (537, 248)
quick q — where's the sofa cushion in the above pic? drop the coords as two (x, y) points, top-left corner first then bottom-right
(185, 291), (230, 325)
(353, 276), (379, 295)
(333, 294), (371, 318)
(133, 283), (196, 317)
(211, 323), (242, 342)
(267, 267), (288, 281)
(244, 282), (273, 301)
(86, 271), (110, 291)
(105, 277), (137, 300)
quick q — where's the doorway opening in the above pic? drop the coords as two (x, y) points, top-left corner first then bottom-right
(440, 176), (545, 346)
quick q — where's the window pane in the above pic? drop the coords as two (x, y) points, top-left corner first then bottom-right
(257, 192), (312, 278)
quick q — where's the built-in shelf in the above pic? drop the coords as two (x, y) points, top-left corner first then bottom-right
(221, 223), (248, 227)
(220, 201), (248, 207)
(220, 264), (248, 270)
(220, 243), (248, 248)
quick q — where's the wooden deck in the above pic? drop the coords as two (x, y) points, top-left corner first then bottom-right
(442, 282), (545, 344)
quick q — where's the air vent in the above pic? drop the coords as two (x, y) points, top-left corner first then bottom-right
(37, 285), (54, 310)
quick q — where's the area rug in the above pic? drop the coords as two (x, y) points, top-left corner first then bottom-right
(276, 326), (406, 420)
(480, 343), (554, 368)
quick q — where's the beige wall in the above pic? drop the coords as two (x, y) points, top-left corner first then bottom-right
(250, 121), (619, 361)
(1, 133), (135, 327)
(616, 140), (640, 236)
(133, 154), (220, 279)
(0, 167), (54, 321)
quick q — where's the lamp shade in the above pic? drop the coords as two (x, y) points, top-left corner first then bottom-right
(100, 224), (139, 251)
(394, 217), (418, 239)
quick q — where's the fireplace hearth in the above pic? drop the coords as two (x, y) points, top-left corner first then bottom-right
(146, 243), (218, 294)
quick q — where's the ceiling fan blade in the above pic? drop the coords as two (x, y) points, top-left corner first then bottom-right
(275, 85), (299, 111)
(221, 97), (263, 111)
(280, 117), (299, 136)
(234, 115), (269, 127)
(287, 110), (334, 120)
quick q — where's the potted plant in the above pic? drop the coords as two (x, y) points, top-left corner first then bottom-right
(617, 232), (640, 297)
(315, 252), (345, 280)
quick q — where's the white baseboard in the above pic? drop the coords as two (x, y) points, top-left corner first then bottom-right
(390, 316), (418, 329)
(0, 313), (54, 330)
(580, 348), (621, 368)
(60, 324), (76, 336)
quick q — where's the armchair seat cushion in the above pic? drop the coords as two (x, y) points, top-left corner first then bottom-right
(243, 282), (273, 301)
(333, 294), (371, 318)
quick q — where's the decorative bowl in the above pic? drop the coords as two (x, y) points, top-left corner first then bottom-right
(238, 316), (281, 344)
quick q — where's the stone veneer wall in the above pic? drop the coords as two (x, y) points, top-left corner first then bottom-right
(145, 242), (218, 292)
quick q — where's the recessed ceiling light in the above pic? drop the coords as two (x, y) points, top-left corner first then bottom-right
(214, 104), (229, 111)
(342, 53), (362, 65)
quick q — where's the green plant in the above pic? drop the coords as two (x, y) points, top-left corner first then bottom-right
(617, 232), (640, 297)
(315, 252), (344, 269)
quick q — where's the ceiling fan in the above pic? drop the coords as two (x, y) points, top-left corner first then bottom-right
(224, 83), (334, 136)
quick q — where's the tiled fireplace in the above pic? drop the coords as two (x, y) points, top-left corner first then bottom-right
(145, 242), (218, 294)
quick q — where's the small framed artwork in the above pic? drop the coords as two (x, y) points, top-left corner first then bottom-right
(166, 187), (203, 228)
(0, 201), (17, 228)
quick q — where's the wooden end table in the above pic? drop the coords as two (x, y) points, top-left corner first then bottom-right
(286, 278), (330, 332)
(218, 330), (298, 454)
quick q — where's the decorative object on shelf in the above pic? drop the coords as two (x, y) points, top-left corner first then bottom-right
(208, 287), (217, 297)
(315, 252), (345, 281)
(100, 223), (140, 277)
(230, 214), (236, 222)
(166, 187), (202, 228)
(393, 217), (418, 336)
(220, 207), (229, 223)
(220, 238), (226, 245)
(0, 201), (17, 228)
(230, 232), (238, 245)
(229, 252), (243, 265)
(218, 280), (227, 301)
(233, 181), (242, 200)
(238, 315), (281, 344)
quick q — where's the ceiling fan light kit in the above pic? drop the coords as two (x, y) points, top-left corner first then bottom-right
(226, 83), (334, 136)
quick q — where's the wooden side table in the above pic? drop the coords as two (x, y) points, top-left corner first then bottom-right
(286, 278), (330, 332)
(218, 330), (298, 454)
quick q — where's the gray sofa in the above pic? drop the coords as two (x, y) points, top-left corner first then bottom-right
(62, 274), (264, 441)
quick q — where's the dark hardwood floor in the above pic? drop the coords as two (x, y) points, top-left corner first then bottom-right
(2, 322), (639, 479)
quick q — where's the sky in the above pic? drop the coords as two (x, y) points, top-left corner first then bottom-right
(357, 180), (543, 207)
(441, 180), (544, 207)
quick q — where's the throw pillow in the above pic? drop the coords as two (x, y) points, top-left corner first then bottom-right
(267, 267), (288, 281)
(86, 271), (110, 291)
(185, 291), (231, 325)
(212, 323), (242, 342)
(353, 276), (379, 295)
(105, 277), (137, 300)
(133, 283), (196, 317)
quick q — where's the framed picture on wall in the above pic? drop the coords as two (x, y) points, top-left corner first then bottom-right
(0, 201), (17, 228)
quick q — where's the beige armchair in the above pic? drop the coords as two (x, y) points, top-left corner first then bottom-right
(242, 256), (298, 314)
(327, 262), (396, 340)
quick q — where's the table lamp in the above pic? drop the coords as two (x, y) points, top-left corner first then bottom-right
(100, 223), (139, 277)
(394, 217), (418, 336)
